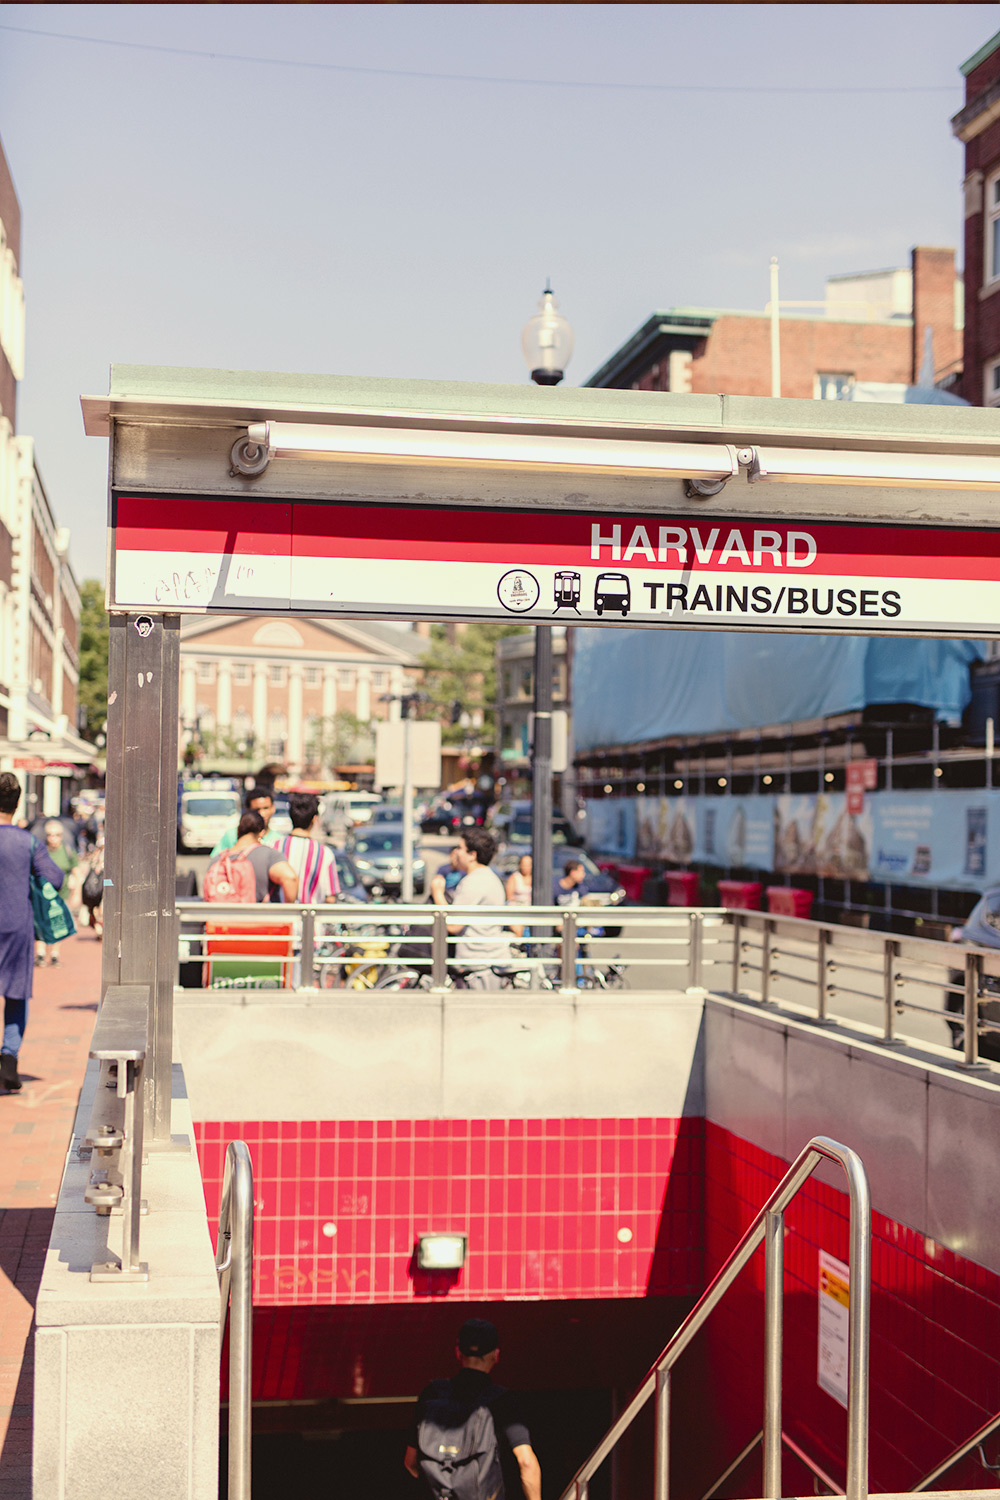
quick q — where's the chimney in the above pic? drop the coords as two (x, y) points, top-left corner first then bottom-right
(911, 246), (962, 386)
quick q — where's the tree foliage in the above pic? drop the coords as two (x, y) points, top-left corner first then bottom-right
(419, 622), (525, 744)
(77, 579), (109, 742)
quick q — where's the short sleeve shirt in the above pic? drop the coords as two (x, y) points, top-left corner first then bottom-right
(452, 865), (510, 969)
(208, 844), (285, 902)
(411, 1370), (530, 1496)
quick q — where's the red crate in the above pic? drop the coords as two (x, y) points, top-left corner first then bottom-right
(765, 886), (814, 919)
(717, 880), (762, 911)
(613, 864), (653, 903)
(664, 870), (701, 906)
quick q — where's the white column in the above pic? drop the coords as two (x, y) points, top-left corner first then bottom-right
(181, 662), (197, 725)
(322, 666), (337, 719)
(252, 663), (268, 750)
(287, 665), (303, 770)
(356, 667), (371, 722)
(217, 661), (232, 730)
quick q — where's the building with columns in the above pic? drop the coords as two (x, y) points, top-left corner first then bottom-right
(179, 615), (427, 776)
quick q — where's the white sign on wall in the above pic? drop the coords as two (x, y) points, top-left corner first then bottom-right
(818, 1249), (851, 1408)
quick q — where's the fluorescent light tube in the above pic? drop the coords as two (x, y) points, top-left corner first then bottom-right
(245, 420), (739, 481)
(752, 446), (1000, 490)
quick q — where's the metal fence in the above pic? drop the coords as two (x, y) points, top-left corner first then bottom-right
(176, 900), (1000, 1066)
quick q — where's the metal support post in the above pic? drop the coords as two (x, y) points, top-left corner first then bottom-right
(688, 911), (703, 990)
(963, 950), (982, 1067)
(531, 625), (554, 906)
(560, 910), (577, 991)
(883, 940), (897, 1043)
(103, 613), (181, 1146)
(402, 715), (415, 903)
(300, 908), (316, 989)
(654, 1365), (670, 1500)
(760, 919), (772, 1004)
(845, 1158), (871, 1500)
(817, 928), (828, 1021)
(431, 908), (449, 988)
(762, 1208), (784, 1497)
(730, 911), (742, 993)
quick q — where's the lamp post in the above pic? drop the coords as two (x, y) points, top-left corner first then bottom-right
(522, 286), (573, 904)
(380, 690), (426, 902)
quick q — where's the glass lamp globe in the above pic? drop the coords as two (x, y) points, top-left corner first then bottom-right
(522, 286), (573, 386)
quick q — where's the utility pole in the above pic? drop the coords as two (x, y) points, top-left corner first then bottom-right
(530, 625), (553, 906)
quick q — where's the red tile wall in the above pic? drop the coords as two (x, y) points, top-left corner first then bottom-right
(195, 1117), (703, 1307)
(703, 1121), (1000, 1495)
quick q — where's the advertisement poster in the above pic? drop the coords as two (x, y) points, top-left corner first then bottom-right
(774, 793), (871, 880)
(698, 796), (774, 870)
(818, 1250), (851, 1408)
(869, 792), (992, 889)
(636, 796), (697, 863)
(582, 797), (636, 859)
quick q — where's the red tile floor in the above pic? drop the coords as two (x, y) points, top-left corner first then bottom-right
(0, 928), (102, 1499)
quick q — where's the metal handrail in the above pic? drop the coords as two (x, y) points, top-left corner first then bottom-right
(557, 1136), (871, 1500)
(913, 1406), (1000, 1490)
(217, 1141), (254, 1500)
(700, 1428), (843, 1500)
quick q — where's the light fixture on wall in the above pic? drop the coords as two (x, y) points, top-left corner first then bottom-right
(416, 1233), (467, 1271)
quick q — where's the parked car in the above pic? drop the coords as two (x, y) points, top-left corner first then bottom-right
(348, 828), (426, 896)
(364, 805), (421, 835)
(320, 791), (382, 839)
(332, 849), (382, 902)
(493, 847), (628, 935)
(948, 889), (1000, 1061)
(487, 799), (584, 849)
(420, 793), (487, 837)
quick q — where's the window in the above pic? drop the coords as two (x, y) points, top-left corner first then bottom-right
(985, 357), (1000, 408)
(196, 660), (214, 683)
(305, 665), (320, 687)
(372, 670), (386, 689)
(987, 170), (1000, 287)
(519, 667), (533, 698)
(233, 662), (250, 684)
(338, 667), (355, 688)
(815, 372), (854, 401)
(268, 664), (286, 686)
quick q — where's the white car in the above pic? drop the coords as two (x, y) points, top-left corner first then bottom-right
(178, 787), (241, 851)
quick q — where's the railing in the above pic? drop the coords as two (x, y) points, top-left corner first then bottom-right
(913, 1406), (1000, 1490)
(176, 899), (728, 993)
(701, 1427), (843, 1499)
(82, 984), (149, 1281)
(556, 1137), (871, 1500)
(217, 1140), (254, 1500)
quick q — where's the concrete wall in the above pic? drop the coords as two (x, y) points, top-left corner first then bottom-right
(33, 1055), (220, 1500)
(705, 995), (1000, 1275)
(174, 987), (707, 1123)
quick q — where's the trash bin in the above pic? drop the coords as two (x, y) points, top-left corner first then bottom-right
(614, 864), (654, 903)
(766, 886), (814, 919)
(717, 880), (763, 911)
(664, 870), (701, 906)
(204, 920), (294, 989)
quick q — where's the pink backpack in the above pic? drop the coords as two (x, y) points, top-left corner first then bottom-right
(203, 851), (257, 903)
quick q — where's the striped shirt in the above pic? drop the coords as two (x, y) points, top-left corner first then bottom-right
(274, 834), (340, 904)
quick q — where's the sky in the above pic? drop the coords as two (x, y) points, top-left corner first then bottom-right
(0, 2), (995, 582)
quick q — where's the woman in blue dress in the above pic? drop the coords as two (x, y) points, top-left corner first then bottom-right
(0, 772), (65, 1092)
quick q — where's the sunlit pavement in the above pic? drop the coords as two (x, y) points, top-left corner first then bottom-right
(0, 926), (103, 1499)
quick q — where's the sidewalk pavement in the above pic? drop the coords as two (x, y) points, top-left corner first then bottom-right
(0, 927), (102, 1499)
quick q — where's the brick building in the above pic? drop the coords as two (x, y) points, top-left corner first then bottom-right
(953, 29), (1000, 405)
(179, 615), (426, 777)
(585, 246), (961, 397)
(0, 133), (88, 818)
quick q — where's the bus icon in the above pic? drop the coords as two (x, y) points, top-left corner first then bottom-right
(554, 570), (581, 612)
(594, 572), (631, 617)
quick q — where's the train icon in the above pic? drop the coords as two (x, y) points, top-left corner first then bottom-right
(554, 570), (581, 612)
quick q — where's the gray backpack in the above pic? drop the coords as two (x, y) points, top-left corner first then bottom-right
(416, 1380), (505, 1500)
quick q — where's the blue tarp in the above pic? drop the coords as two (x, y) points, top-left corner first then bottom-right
(572, 631), (987, 750)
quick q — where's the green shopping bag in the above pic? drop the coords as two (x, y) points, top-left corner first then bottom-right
(29, 839), (76, 944)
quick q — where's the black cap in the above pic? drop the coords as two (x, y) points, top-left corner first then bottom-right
(457, 1318), (499, 1356)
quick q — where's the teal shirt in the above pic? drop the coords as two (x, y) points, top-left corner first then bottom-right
(209, 824), (284, 860)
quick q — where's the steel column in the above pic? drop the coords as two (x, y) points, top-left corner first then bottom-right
(531, 625), (554, 906)
(654, 1365), (670, 1500)
(762, 1208), (784, 1497)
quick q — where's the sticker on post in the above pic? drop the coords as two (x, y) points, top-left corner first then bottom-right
(134, 616), (155, 638)
(818, 1249), (850, 1408)
(497, 570), (540, 613)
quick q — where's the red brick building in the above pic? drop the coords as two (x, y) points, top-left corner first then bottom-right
(585, 247), (961, 398)
(953, 30), (1000, 405)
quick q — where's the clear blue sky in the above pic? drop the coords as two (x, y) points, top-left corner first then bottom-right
(0, 3), (994, 581)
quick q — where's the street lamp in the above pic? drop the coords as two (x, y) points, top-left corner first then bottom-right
(522, 285), (573, 904)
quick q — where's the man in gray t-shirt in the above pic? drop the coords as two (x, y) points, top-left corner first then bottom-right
(431, 828), (509, 988)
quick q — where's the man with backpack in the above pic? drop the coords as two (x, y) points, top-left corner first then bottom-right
(204, 811), (298, 903)
(404, 1319), (541, 1500)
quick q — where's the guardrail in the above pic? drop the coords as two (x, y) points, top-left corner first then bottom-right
(176, 899), (1000, 1065)
(217, 1141), (254, 1500)
(81, 984), (149, 1281)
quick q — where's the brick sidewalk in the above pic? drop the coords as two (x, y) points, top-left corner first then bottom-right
(0, 928), (103, 1498)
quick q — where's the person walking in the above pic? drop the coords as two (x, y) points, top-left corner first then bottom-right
(405, 1318), (541, 1500)
(205, 810), (299, 903)
(0, 772), (66, 1092)
(504, 853), (532, 941)
(35, 821), (80, 966)
(209, 786), (283, 860)
(430, 828), (510, 989)
(272, 791), (340, 904)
